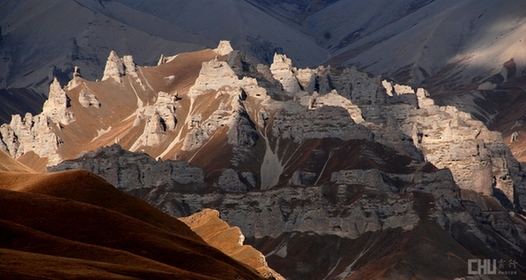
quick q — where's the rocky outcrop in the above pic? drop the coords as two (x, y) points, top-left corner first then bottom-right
(214, 169), (249, 192)
(270, 54), (301, 94)
(145, 179), (418, 239)
(214, 40), (234, 56)
(7, 44), (526, 278)
(182, 58), (259, 154)
(0, 113), (63, 165)
(270, 100), (370, 143)
(66, 66), (83, 90)
(144, 166), (481, 242)
(49, 143), (526, 278)
(130, 91), (178, 150)
(42, 78), (75, 125)
(102, 50), (125, 83)
(49, 144), (206, 193)
(265, 60), (526, 211)
(0, 79), (72, 165)
(392, 89), (525, 209)
(78, 88), (100, 108)
(102, 51), (142, 86)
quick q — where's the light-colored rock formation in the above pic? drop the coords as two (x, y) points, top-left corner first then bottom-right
(277, 60), (526, 210)
(189, 59), (240, 96)
(157, 54), (166, 66)
(511, 131), (520, 143)
(42, 78), (75, 125)
(271, 101), (370, 143)
(182, 59), (259, 154)
(295, 68), (317, 93)
(154, 91), (177, 130)
(0, 78), (76, 165)
(270, 54), (301, 94)
(130, 91), (178, 150)
(66, 66), (82, 90)
(78, 88), (100, 108)
(122, 55), (144, 87)
(101, 51), (143, 86)
(14, 46), (523, 278)
(102, 50), (125, 83)
(214, 40), (234, 56)
(0, 113), (63, 165)
(307, 90), (365, 123)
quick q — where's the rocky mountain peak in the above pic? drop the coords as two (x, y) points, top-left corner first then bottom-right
(214, 40), (234, 56)
(102, 50), (125, 83)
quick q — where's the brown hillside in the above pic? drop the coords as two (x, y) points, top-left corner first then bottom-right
(0, 149), (33, 172)
(180, 209), (285, 280)
(0, 170), (263, 280)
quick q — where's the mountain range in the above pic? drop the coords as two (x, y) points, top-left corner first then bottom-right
(2, 0), (526, 279)
(3, 0), (526, 160)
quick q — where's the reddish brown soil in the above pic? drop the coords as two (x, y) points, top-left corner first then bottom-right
(0, 170), (263, 279)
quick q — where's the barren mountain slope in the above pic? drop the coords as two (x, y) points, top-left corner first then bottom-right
(308, 0), (526, 87)
(0, 149), (32, 172)
(0, 169), (267, 279)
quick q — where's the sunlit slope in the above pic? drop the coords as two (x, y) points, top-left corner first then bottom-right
(0, 170), (263, 280)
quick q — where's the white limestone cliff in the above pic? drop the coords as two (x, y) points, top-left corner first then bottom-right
(0, 113), (62, 165)
(0, 79), (75, 166)
(42, 78), (75, 125)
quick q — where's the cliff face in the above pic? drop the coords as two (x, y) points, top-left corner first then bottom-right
(51, 144), (526, 279)
(8, 42), (526, 278)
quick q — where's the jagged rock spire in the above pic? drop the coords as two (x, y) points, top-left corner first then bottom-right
(101, 51), (143, 87)
(42, 78), (74, 125)
(270, 53), (301, 94)
(102, 50), (125, 83)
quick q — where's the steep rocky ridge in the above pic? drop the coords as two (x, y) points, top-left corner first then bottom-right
(5, 42), (526, 278)
(180, 209), (284, 280)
